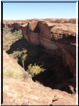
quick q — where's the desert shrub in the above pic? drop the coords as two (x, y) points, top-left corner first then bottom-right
(16, 30), (23, 39)
(9, 50), (27, 61)
(9, 50), (27, 71)
(3, 68), (22, 79)
(13, 30), (23, 40)
(13, 51), (22, 57)
(9, 54), (14, 58)
(3, 67), (31, 80)
(3, 28), (12, 36)
(12, 36), (17, 40)
(27, 63), (46, 77)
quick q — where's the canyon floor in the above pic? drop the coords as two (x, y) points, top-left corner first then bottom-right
(2, 18), (77, 105)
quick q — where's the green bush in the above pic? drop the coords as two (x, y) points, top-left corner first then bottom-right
(13, 51), (22, 57)
(17, 30), (23, 39)
(27, 63), (46, 77)
(9, 50), (27, 62)
(13, 30), (23, 40)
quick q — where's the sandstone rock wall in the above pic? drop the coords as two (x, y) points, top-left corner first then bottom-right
(3, 19), (76, 77)
(3, 77), (76, 105)
(55, 42), (76, 76)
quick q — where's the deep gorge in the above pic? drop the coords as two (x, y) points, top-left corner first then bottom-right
(3, 19), (76, 94)
(6, 33), (73, 94)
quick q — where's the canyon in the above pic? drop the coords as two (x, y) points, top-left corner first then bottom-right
(3, 18), (76, 77)
(3, 18), (76, 105)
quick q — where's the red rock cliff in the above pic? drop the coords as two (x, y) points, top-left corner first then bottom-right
(3, 19), (76, 77)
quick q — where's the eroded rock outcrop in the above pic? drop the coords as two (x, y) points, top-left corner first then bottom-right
(3, 19), (77, 105)
(3, 19), (76, 77)
(3, 51), (76, 105)
(3, 77), (76, 105)
(3, 50), (25, 79)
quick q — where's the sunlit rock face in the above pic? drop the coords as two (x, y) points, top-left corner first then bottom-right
(3, 19), (76, 77)
(20, 21), (59, 51)
(3, 77), (76, 105)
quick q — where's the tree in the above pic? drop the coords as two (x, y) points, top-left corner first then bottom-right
(21, 50), (27, 71)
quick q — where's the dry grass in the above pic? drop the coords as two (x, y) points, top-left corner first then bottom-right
(3, 67), (23, 79)
(3, 67), (32, 81)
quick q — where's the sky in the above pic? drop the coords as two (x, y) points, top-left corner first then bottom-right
(3, 1), (76, 20)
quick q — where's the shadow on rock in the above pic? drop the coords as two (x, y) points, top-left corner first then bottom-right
(6, 38), (75, 94)
(11, 28), (18, 33)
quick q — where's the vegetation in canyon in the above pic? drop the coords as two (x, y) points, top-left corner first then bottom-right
(3, 27), (73, 90)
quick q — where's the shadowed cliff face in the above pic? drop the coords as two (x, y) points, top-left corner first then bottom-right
(3, 42), (76, 105)
(3, 19), (76, 77)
